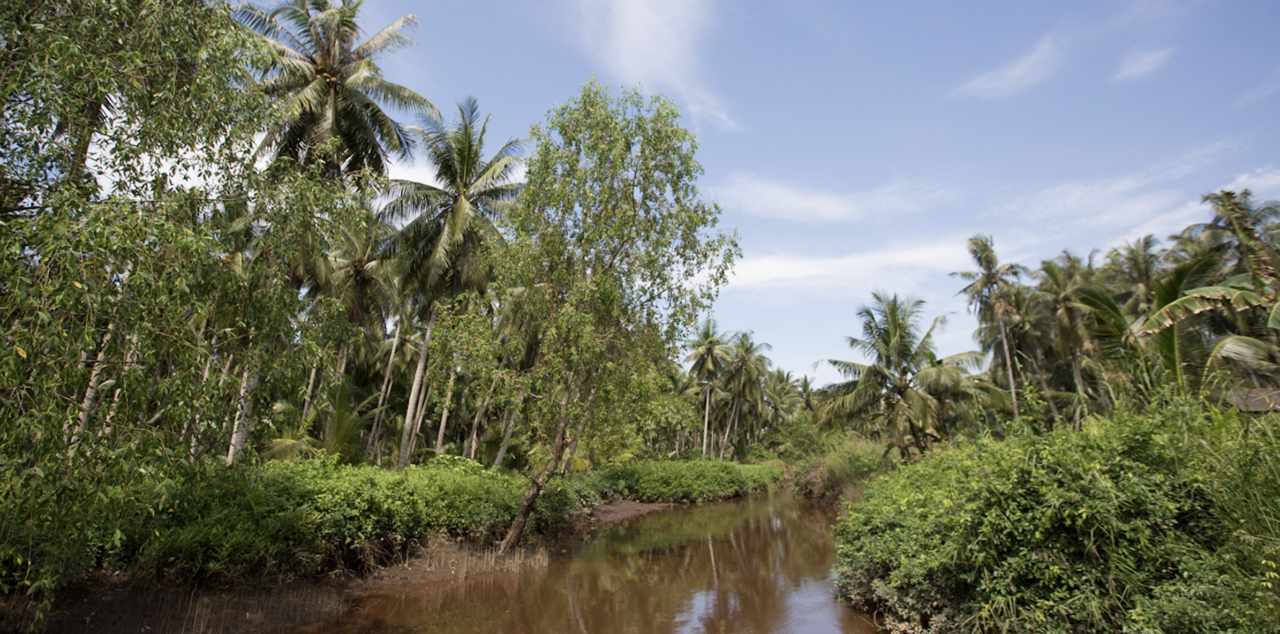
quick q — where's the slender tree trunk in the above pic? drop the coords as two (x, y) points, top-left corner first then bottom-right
(226, 363), (260, 465)
(301, 363), (319, 423)
(493, 409), (516, 467)
(67, 324), (116, 455)
(398, 308), (437, 470)
(336, 345), (349, 378)
(563, 388), (598, 474)
(366, 321), (402, 463)
(702, 389), (711, 458)
(183, 334), (218, 453)
(405, 376), (434, 466)
(997, 318), (1020, 425)
(434, 357), (459, 454)
(65, 98), (106, 186)
(1071, 352), (1086, 432)
(499, 374), (577, 554)
(466, 376), (501, 460)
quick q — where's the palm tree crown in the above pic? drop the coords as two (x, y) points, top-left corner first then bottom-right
(238, 0), (437, 177)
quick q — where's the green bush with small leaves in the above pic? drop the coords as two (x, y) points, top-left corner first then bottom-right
(834, 403), (1280, 633)
(605, 460), (783, 503)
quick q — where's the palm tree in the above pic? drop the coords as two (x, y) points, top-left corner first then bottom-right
(685, 318), (731, 458)
(381, 98), (523, 468)
(237, 0), (437, 178)
(1035, 252), (1094, 428)
(720, 332), (772, 459)
(953, 235), (1026, 426)
(817, 292), (984, 457)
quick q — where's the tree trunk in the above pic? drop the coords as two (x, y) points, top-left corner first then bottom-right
(366, 321), (402, 463)
(702, 388), (711, 458)
(65, 97), (106, 185)
(1027, 352), (1062, 429)
(336, 345), (349, 378)
(466, 376), (500, 460)
(499, 376), (576, 554)
(997, 318), (1020, 426)
(493, 409), (516, 467)
(225, 363), (259, 465)
(67, 324), (116, 455)
(405, 376), (435, 466)
(434, 357), (459, 454)
(398, 308), (437, 470)
(1071, 352), (1086, 432)
(301, 363), (319, 423)
(562, 388), (598, 474)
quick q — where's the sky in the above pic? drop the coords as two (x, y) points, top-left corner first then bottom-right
(362, 0), (1280, 385)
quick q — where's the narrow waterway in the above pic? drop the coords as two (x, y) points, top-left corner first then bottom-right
(301, 492), (879, 633)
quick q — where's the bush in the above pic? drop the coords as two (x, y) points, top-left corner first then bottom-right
(604, 460), (783, 503)
(833, 403), (1280, 633)
(795, 436), (893, 503)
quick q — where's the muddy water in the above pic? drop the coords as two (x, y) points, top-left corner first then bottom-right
(304, 493), (879, 633)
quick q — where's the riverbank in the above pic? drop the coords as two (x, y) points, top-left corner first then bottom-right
(3, 460), (781, 633)
(16, 500), (681, 634)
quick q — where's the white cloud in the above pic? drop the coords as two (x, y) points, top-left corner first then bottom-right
(566, 0), (736, 129)
(999, 141), (1235, 231)
(1112, 47), (1173, 81)
(729, 239), (972, 297)
(1235, 65), (1280, 109)
(713, 172), (962, 223)
(955, 36), (1062, 99)
(1223, 167), (1280, 199)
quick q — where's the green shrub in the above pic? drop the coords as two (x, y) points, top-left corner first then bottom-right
(605, 460), (783, 503)
(833, 404), (1280, 633)
(795, 436), (892, 503)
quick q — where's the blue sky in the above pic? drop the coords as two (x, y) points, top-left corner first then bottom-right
(363, 0), (1280, 385)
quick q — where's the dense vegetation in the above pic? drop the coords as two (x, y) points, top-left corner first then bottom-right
(819, 199), (1280, 630)
(5, 1), (1279, 632)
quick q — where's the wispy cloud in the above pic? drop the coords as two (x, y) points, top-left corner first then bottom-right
(1224, 167), (1280, 199)
(1236, 66), (1280, 109)
(729, 239), (972, 297)
(999, 141), (1236, 231)
(714, 172), (962, 223)
(566, 0), (736, 129)
(1112, 47), (1173, 81)
(955, 36), (1062, 99)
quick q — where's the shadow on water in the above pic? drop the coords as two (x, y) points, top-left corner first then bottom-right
(295, 492), (880, 634)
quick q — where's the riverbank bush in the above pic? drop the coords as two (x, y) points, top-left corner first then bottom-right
(605, 460), (783, 503)
(16, 457), (783, 587)
(794, 436), (894, 504)
(833, 402), (1280, 633)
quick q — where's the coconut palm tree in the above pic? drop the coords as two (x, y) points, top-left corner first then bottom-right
(817, 292), (983, 457)
(381, 98), (523, 468)
(237, 0), (437, 178)
(953, 235), (1026, 425)
(720, 332), (772, 459)
(685, 318), (731, 458)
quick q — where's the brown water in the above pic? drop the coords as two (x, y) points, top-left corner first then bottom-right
(302, 492), (879, 634)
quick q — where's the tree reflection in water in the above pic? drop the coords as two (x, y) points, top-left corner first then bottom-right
(300, 493), (880, 634)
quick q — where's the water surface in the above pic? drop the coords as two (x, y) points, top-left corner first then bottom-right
(304, 493), (879, 633)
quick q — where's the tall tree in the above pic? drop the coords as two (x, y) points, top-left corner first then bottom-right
(237, 0), (436, 177)
(953, 235), (1025, 426)
(686, 319), (731, 457)
(495, 81), (737, 552)
(817, 292), (984, 456)
(382, 98), (523, 468)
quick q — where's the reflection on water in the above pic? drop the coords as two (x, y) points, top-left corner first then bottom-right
(302, 493), (879, 634)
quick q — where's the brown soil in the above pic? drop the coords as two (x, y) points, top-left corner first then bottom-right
(9, 500), (674, 634)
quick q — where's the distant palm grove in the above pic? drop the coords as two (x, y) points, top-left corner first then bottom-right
(2, 1), (1278, 633)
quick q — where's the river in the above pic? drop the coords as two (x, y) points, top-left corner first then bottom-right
(295, 492), (880, 633)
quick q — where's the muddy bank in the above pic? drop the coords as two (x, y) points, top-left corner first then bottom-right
(11, 501), (674, 634)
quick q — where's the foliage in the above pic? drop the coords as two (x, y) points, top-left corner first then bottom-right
(604, 461), (783, 503)
(833, 403), (1280, 633)
(794, 436), (894, 504)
